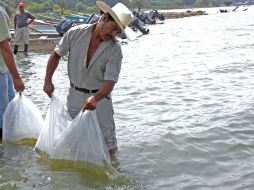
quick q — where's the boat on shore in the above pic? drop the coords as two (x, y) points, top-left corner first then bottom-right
(10, 22), (60, 52)
(10, 36), (60, 52)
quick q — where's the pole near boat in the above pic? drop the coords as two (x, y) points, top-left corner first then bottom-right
(27, 26), (44, 34)
(232, 6), (239, 11)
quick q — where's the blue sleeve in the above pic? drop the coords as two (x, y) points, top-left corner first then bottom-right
(27, 12), (34, 19)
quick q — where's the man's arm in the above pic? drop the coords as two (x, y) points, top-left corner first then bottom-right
(43, 51), (61, 97)
(27, 13), (35, 26)
(0, 39), (25, 92)
(83, 80), (115, 110)
(14, 14), (17, 30)
(93, 80), (115, 101)
(83, 43), (122, 110)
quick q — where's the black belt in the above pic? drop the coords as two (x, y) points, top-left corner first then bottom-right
(70, 83), (98, 94)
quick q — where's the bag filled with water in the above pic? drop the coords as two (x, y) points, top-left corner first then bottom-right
(35, 95), (115, 177)
(3, 94), (43, 145)
(35, 94), (72, 156)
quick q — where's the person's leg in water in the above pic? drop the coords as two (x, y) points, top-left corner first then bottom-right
(13, 45), (19, 55)
(13, 28), (20, 55)
(0, 72), (9, 139)
(67, 89), (119, 157)
(7, 72), (15, 101)
(24, 44), (28, 56)
(24, 27), (29, 56)
(95, 97), (119, 157)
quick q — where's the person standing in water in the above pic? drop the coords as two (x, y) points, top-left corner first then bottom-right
(0, 4), (25, 139)
(13, 1), (35, 56)
(43, 1), (133, 156)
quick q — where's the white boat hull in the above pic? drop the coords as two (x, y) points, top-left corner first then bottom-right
(11, 37), (60, 52)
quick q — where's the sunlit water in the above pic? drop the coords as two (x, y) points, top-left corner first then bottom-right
(1, 6), (254, 190)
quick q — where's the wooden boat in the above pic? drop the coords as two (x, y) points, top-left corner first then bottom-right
(48, 13), (90, 24)
(10, 30), (59, 38)
(8, 14), (87, 52)
(10, 36), (60, 52)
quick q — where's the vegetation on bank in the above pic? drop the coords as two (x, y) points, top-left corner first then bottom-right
(163, 10), (208, 19)
(1, 0), (234, 17)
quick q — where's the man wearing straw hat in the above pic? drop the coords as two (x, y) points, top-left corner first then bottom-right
(0, 5), (25, 139)
(13, 1), (35, 56)
(43, 1), (133, 156)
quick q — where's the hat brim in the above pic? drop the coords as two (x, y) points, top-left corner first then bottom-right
(96, 1), (124, 31)
(96, 1), (136, 41)
(124, 26), (137, 41)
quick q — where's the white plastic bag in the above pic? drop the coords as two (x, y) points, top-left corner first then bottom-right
(35, 95), (113, 175)
(3, 94), (43, 144)
(51, 110), (111, 167)
(35, 94), (72, 156)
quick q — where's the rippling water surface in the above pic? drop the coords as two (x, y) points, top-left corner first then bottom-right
(1, 6), (254, 190)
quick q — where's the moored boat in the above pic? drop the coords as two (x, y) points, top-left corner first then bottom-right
(10, 36), (60, 52)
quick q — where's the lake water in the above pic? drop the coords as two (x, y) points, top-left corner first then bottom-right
(1, 6), (254, 190)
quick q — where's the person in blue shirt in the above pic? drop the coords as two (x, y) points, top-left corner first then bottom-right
(13, 1), (35, 55)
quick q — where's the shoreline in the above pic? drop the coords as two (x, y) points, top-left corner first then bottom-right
(162, 10), (207, 19)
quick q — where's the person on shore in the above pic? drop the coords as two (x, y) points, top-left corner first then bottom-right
(13, 1), (35, 56)
(43, 1), (133, 156)
(0, 5), (25, 139)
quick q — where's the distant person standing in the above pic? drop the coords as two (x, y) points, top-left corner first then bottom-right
(0, 5), (25, 139)
(13, 1), (35, 56)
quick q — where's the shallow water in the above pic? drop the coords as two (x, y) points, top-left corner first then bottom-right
(1, 6), (254, 190)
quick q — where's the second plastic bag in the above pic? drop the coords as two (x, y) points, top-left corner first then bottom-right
(35, 95), (113, 176)
(34, 95), (72, 156)
(50, 110), (111, 168)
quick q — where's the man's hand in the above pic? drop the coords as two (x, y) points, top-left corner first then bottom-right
(13, 77), (25, 92)
(43, 52), (61, 98)
(83, 96), (98, 111)
(43, 81), (54, 98)
(0, 39), (25, 92)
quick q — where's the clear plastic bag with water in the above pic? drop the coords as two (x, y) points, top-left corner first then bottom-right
(51, 110), (111, 168)
(34, 94), (72, 157)
(34, 95), (117, 177)
(3, 94), (44, 145)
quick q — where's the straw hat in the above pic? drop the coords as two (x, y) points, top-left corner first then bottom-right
(96, 1), (133, 31)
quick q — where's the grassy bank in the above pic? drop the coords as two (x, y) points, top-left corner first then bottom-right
(162, 10), (208, 19)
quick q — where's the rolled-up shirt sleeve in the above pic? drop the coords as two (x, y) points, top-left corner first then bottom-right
(27, 12), (34, 19)
(104, 43), (123, 82)
(54, 29), (72, 57)
(0, 13), (11, 43)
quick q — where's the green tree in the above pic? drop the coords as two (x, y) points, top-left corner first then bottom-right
(223, 0), (233, 6)
(130, 0), (144, 11)
(75, 2), (86, 12)
(195, 0), (210, 7)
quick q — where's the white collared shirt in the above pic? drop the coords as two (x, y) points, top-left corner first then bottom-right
(55, 24), (123, 90)
(0, 6), (11, 73)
